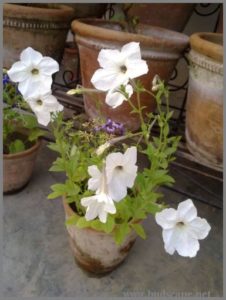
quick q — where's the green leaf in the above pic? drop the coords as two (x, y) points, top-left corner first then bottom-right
(131, 223), (146, 239)
(49, 157), (66, 172)
(114, 223), (130, 245)
(47, 142), (61, 153)
(8, 139), (25, 154)
(22, 114), (38, 129)
(47, 183), (67, 199)
(76, 217), (90, 229)
(65, 215), (79, 226)
(103, 215), (115, 234)
(28, 128), (45, 142)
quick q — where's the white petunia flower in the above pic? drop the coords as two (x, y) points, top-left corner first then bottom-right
(81, 193), (116, 223)
(105, 146), (138, 202)
(91, 42), (148, 92)
(7, 47), (59, 99)
(82, 167), (116, 223)
(155, 199), (211, 258)
(26, 93), (63, 126)
(105, 84), (133, 109)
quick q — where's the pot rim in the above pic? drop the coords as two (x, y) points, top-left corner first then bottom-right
(3, 3), (74, 21)
(3, 138), (42, 160)
(190, 32), (223, 63)
(71, 18), (189, 52)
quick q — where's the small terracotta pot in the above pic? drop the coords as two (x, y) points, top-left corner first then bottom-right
(3, 3), (74, 68)
(3, 139), (42, 193)
(72, 19), (189, 131)
(186, 33), (223, 171)
(125, 3), (195, 32)
(63, 199), (137, 274)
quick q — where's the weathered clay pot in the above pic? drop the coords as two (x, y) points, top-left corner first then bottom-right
(125, 3), (195, 32)
(3, 3), (74, 68)
(3, 139), (42, 193)
(72, 19), (189, 131)
(186, 33), (223, 171)
(63, 199), (137, 274)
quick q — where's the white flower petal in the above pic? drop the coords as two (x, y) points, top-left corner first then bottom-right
(88, 165), (102, 191)
(163, 228), (200, 257)
(126, 58), (149, 79)
(121, 42), (141, 60)
(38, 57), (59, 75)
(105, 89), (125, 108)
(108, 174), (128, 202)
(7, 61), (29, 82)
(35, 111), (51, 126)
(105, 84), (133, 109)
(155, 208), (178, 229)
(98, 49), (121, 69)
(91, 68), (128, 91)
(20, 47), (43, 66)
(105, 152), (124, 183)
(124, 146), (137, 166)
(188, 217), (211, 240)
(177, 199), (197, 222)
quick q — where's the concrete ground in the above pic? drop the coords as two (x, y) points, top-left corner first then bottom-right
(3, 142), (223, 297)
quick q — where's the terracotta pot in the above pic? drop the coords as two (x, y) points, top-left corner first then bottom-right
(63, 199), (137, 274)
(125, 3), (195, 32)
(186, 33), (223, 171)
(3, 3), (74, 68)
(3, 138), (42, 193)
(72, 19), (189, 131)
(62, 3), (107, 18)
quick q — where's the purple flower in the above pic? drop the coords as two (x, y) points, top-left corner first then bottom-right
(3, 73), (10, 87)
(95, 118), (125, 136)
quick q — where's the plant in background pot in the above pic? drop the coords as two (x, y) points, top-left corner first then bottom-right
(9, 45), (211, 275)
(3, 47), (63, 193)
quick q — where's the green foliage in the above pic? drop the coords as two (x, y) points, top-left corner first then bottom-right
(3, 70), (45, 154)
(48, 78), (180, 246)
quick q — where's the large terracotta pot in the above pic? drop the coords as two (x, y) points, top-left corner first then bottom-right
(3, 3), (74, 68)
(124, 3), (195, 32)
(63, 199), (137, 274)
(3, 138), (42, 193)
(186, 33), (223, 171)
(72, 19), (189, 131)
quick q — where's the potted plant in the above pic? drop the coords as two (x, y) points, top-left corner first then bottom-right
(10, 45), (211, 274)
(3, 3), (74, 68)
(4, 47), (63, 193)
(71, 18), (189, 131)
